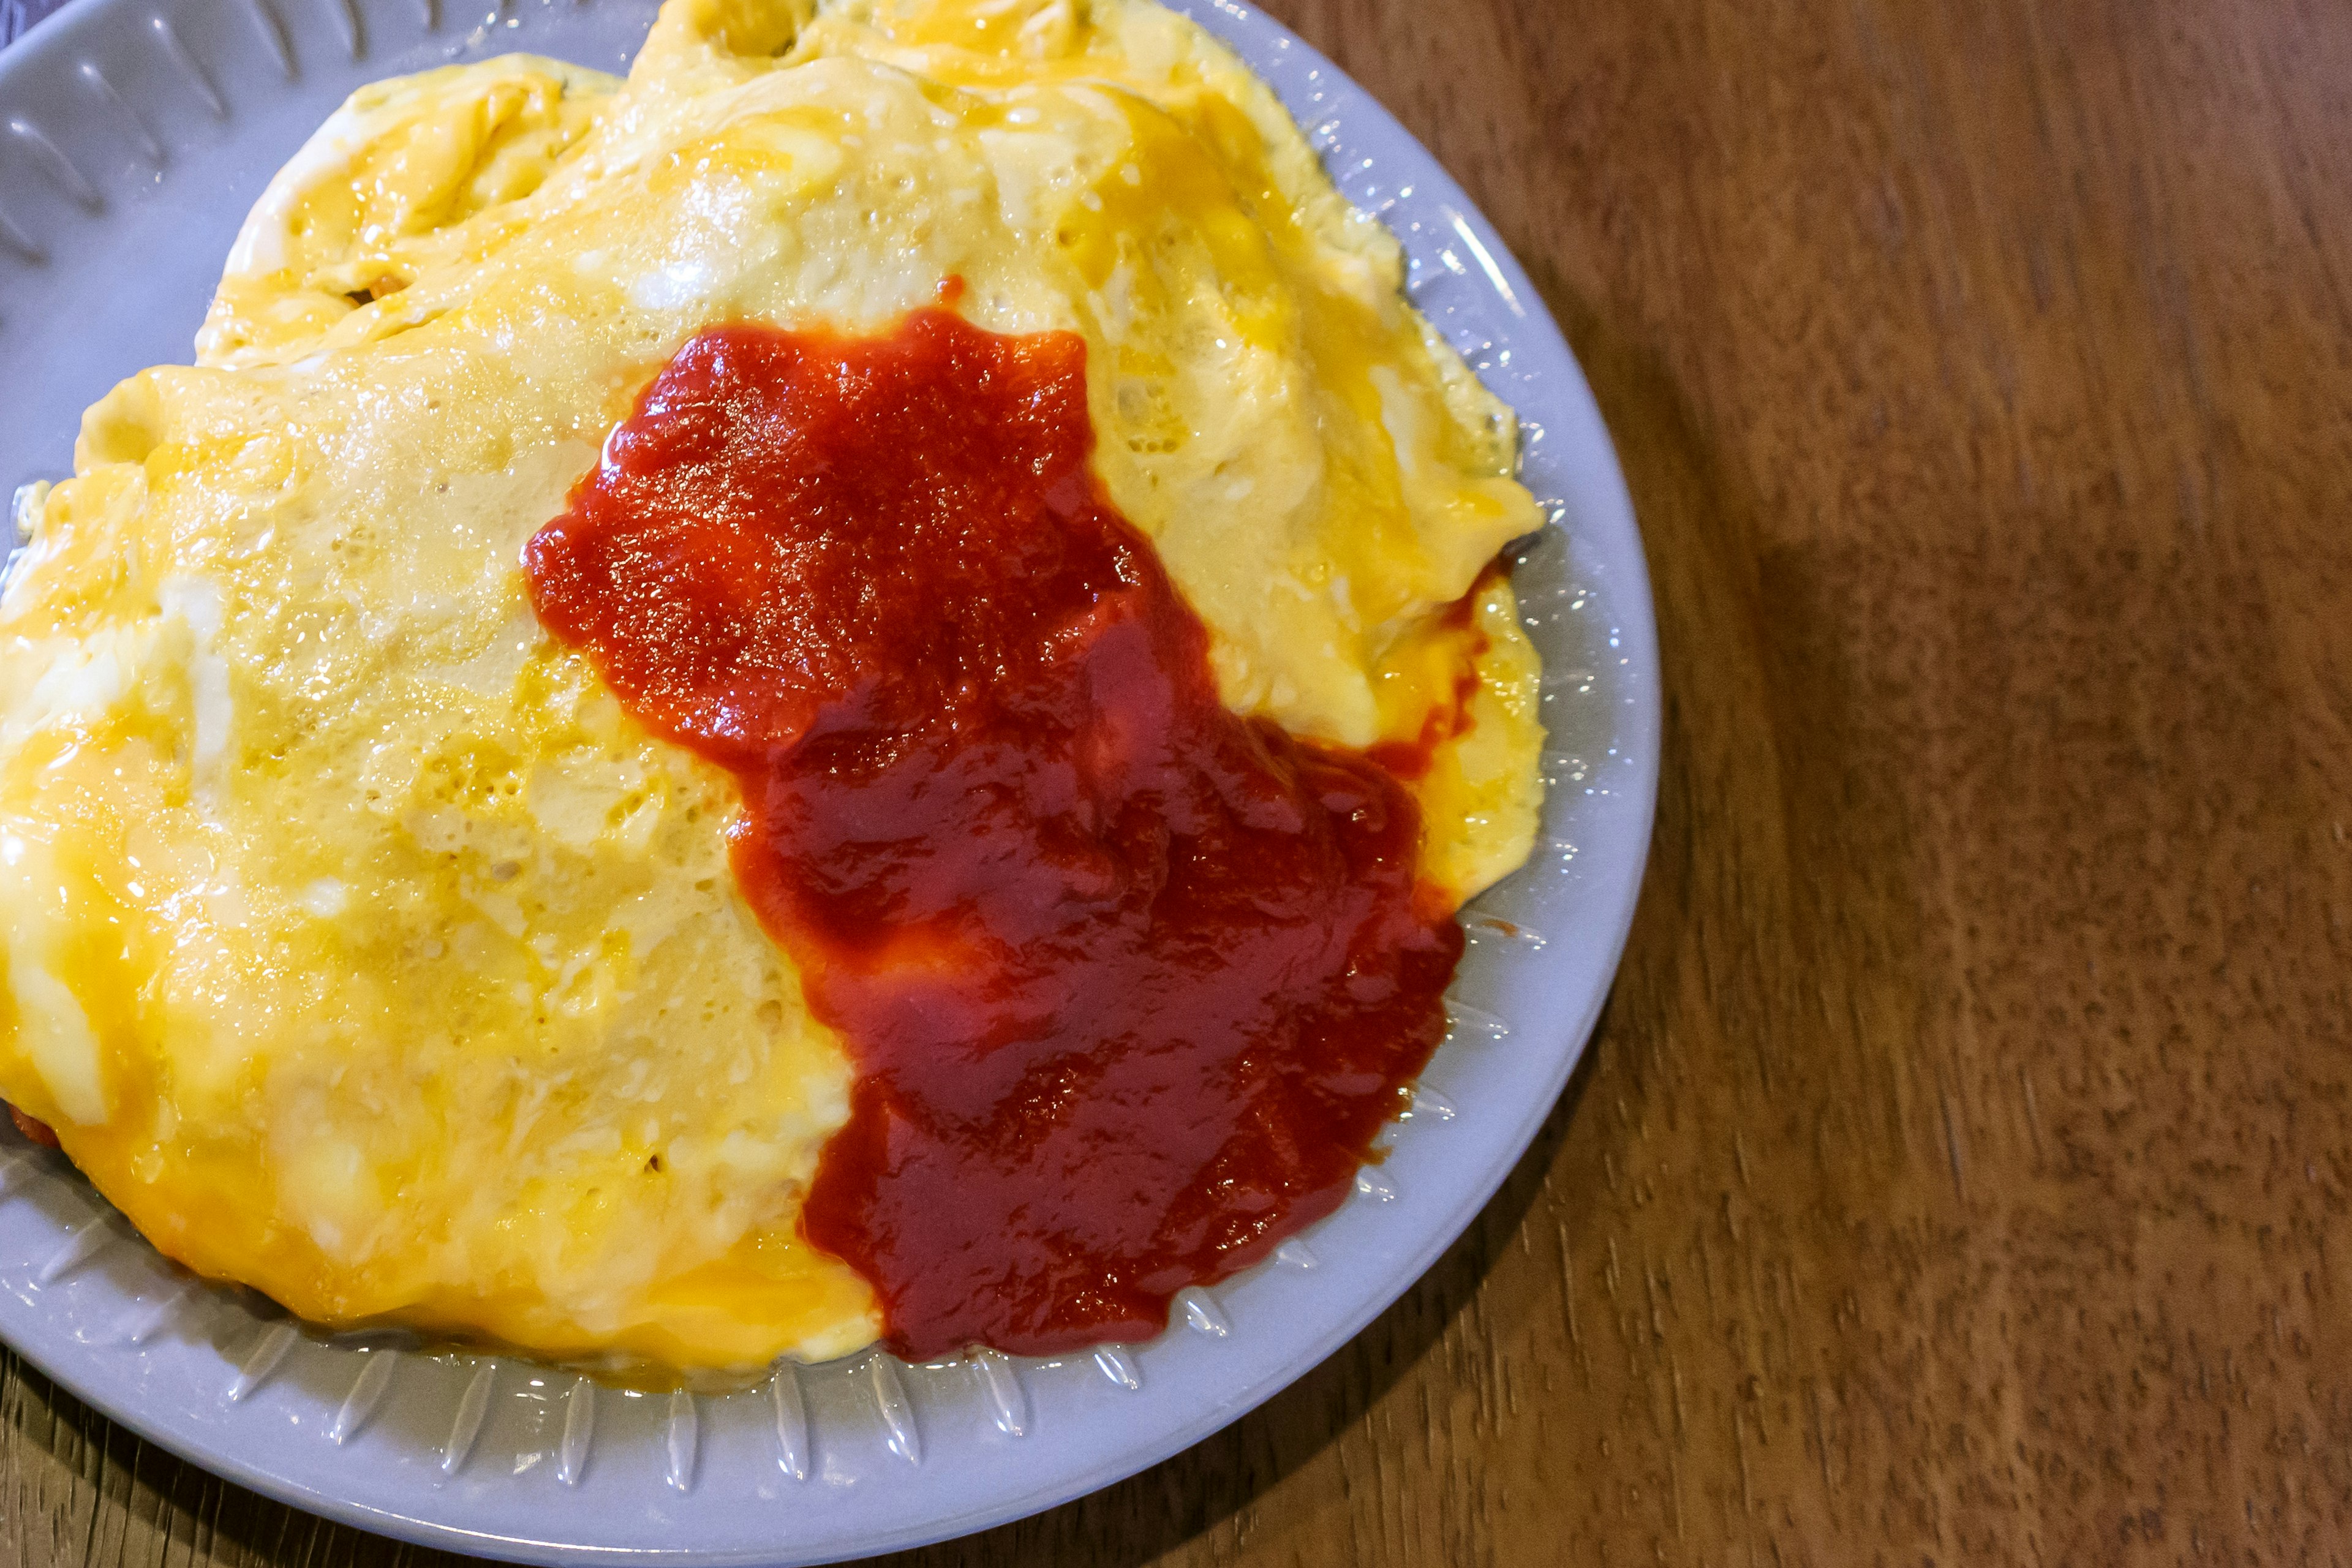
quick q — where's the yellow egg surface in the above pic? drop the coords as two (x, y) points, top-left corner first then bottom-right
(0, 0), (1545, 1376)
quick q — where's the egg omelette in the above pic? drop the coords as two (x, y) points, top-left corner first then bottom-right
(0, 0), (1545, 1374)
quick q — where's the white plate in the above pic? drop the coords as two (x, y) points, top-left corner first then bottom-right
(0, 1), (1657, 1561)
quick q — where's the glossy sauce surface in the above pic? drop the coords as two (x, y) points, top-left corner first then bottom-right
(526, 310), (1463, 1358)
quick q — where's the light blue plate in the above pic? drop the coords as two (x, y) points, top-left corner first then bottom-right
(0, 0), (1657, 1559)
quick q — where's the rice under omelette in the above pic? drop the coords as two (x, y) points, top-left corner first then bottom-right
(0, 0), (1545, 1374)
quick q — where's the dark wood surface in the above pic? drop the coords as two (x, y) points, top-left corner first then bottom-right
(9, 0), (2351, 1562)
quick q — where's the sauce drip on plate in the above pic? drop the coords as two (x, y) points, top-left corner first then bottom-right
(526, 309), (1463, 1358)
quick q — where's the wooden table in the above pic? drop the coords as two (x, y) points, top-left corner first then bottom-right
(8, 0), (2348, 1561)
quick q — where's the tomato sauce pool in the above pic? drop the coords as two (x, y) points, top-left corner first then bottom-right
(525, 309), (1466, 1359)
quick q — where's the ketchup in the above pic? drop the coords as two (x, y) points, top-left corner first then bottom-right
(1366, 589), (1487, 783)
(526, 309), (1463, 1359)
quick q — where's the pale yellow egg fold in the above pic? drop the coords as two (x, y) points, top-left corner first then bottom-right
(0, 0), (1544, 1376)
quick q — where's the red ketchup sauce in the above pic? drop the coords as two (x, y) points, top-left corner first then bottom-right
(1366, 590), (1488, 783)
(525, 308), (1465, 1359)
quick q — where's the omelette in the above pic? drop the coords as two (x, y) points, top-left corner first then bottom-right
(0, 0), (1545, 1374)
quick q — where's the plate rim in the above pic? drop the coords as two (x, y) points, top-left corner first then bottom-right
(0, 0), (1660, 1559)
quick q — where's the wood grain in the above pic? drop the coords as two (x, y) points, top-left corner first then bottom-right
(9, 0), (2352, 1562)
